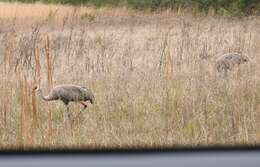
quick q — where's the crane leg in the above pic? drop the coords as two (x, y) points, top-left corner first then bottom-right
(73, 101), (87, 121)
(64, 105), (73, 135)
(64, 105), (71, 122)
(80, 101), (88, 108)
(79, 101), (87, 114)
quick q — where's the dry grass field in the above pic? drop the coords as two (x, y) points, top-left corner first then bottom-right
(0, 2), (260, 150)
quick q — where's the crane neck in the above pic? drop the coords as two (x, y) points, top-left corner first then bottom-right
(37, 88), (50, 101)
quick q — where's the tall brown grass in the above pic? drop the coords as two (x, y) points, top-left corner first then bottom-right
(0, 2), (260, 149)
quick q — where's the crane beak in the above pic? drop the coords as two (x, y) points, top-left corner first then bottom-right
(32, 88), (37, 94)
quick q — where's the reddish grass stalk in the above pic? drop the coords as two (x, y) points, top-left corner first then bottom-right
(32, 44), (40, 129)
(3, 42), (12, 74)
(18, 72), (25, 148)
(31, 84), (38, 132)
(45, 35), (53, 91)
(44, 35), (53, 143)
(34, 45), (41, 84)
(23, 75), (34, 146)
(3, 104), (7, 129)
(3, 47), (7, 74)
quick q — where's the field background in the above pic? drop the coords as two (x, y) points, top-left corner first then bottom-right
(2, 0), (260, 16)
(0, 2), (260, 149)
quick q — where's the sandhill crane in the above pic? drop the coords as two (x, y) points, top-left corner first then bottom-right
(33, 84), (94, 120)
(216, 52), (249, 77)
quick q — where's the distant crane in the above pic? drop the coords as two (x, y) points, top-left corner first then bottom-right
(216, 52), (249, 77)
(33, 84), (94, 120)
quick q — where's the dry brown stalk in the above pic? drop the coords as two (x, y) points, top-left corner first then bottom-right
(3, 41), (13, 74)
(34, 45), (41, 84)
(18, 72), (25, 148)
(44, 35), (54, 144)
(45, 35), (53, 90)
(2, 98), (7, 130)
(31, 82), (38, 130)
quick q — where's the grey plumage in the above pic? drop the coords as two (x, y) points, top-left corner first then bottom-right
(33, 84), (94, 120)
(216, 53), (248, 76)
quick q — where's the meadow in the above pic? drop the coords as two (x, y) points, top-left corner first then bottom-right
(0, 2), (260, 149)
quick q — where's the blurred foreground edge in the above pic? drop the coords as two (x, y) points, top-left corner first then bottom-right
(0, 145), (260, 155)
(1, 145), (260, 167)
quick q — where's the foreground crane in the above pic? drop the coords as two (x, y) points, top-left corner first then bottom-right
(33, 84), (94, 120)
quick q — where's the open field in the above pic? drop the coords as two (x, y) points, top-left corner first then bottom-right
(0, 2), (260, 149)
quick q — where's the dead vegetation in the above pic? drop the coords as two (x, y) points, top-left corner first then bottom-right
(0, 2), (260, 149)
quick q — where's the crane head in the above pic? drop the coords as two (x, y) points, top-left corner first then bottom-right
(242, 56), (249, 63)
(32, 85), (39, 92)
